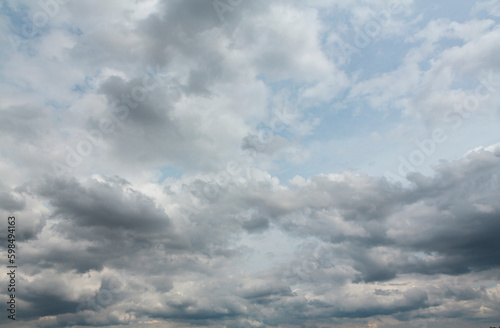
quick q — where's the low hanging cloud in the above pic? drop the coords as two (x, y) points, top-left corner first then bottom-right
(0, 144), (497, 327)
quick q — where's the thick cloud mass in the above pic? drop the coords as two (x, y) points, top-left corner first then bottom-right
(1, 0), (500, 327)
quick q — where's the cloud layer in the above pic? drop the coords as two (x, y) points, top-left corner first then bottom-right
(1, 0), (500, 327)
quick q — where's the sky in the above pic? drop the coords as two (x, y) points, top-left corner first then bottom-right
(1, 0), (500, 327)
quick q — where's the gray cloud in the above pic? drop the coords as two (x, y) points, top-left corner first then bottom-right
(1, 1), (500, 327)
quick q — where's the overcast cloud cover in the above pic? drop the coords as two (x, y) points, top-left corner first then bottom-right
(1, 0), (500, 327)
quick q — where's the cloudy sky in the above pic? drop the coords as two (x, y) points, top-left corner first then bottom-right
(1, 0), (500, 327)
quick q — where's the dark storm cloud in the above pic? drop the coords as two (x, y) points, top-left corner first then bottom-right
(333, 288), (429, 319)
(393, 150), (500, 271)
(242, 215), (270, 233)
(239, 282), (293, 301)
(12, 175), (188, 275)
(36, 176), (171, 231)
(20, 289), (81, 320)
(8, 143), (500, 327)
(220, 148), (500, 284)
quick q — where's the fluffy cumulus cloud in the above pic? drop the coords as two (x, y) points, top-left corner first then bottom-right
(0, 0), (500, 327)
